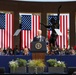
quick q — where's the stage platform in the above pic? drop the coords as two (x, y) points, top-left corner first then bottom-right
(0, 55), (76, 74)
(0, 73), (69, 75)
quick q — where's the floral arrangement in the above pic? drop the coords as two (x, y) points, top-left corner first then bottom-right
(47, 59), (57, 67)
(9, 58), (27, 72)
(9, 60), (18, 71)
(27, 59), (45, 68)
(47, 59), (66, 67)
(54, 61), (66, 67)
(16, 58), (27, 67)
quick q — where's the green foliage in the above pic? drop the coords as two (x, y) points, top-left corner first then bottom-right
(54, 61), (66, 67)
(47, 59), (57, 67)
(47, 59), (66, 67)
(17, 58), (27, 67)
(9, 60), (18, 71)
(28, 59), (45, 68)
(9, 58), (27, 71)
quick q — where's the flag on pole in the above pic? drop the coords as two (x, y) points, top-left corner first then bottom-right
(0, 13), (14, 49)
(57, 14), (69, 49)
(20, 14), (40, 49)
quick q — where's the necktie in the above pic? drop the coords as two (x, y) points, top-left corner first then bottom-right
(39, 37), (41, 42)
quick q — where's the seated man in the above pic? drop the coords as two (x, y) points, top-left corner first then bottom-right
(23, 47), (31, 55)
(33, 29), (45, 42)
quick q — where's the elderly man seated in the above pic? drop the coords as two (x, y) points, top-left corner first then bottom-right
(23, 47), (31, 55)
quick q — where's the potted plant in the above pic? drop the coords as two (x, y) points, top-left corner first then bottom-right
(27, 59), (45, 74)
(9, 58), (27, 74)
(17, 58), (27, 67)
(9, 60), (18, 73)
(47, 59), (66, 74)
(47, 59), (57, 67)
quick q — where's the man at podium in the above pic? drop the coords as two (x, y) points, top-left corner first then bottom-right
(31, 30), (47, 60)
(33, 29), (45, 42)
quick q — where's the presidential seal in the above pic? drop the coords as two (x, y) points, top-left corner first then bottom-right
(35, 42), (42, 49)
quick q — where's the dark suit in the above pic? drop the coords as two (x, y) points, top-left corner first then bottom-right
(33, 36), (45, 42)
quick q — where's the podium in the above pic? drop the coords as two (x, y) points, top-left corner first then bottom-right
(31, 41), (47, 60)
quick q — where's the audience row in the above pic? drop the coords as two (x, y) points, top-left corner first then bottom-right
(0, 45), (31, 56)
(0, 44), (76, 56)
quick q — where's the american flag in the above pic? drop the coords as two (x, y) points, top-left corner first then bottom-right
(21, 15), (31, 30)
(48, 15), (58, 30)
(47, 15), (58, 40)
(47, 14), (69, 49)
(0, 13), (5, 29)
(0, 13), (14, 49)
(20, 14), (40, 49)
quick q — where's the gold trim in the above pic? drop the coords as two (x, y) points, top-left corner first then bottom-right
(35, 42), (42, 49)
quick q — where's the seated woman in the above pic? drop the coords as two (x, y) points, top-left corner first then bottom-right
(23, 48), (31, 55)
